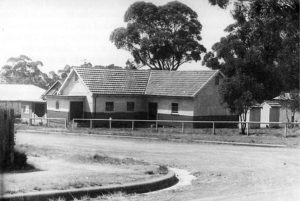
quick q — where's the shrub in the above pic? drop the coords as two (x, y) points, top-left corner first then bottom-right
(13, 150), (28, 168)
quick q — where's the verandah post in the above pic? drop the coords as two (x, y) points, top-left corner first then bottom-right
(212, 122), (215, 135)
(90, 119), (92, 129)
(155, 120), (158, 132)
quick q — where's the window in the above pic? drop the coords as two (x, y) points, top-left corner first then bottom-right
(55, 100), (59, 110)
(171, 103), (178, 114)
(215, 75), (220, 85)
(23, 105), (29, 114)
(127, 102), (135, 112)
(105, 102), (114, 111)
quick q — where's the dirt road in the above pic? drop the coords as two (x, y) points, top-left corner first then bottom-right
(15, 132), (300, 201)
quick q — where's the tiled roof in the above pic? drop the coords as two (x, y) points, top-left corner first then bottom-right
(146, 70), (217, 97)
(74, 67), (150, 95)
(73, 67), (218, 97)
(0, 84), (45, 102)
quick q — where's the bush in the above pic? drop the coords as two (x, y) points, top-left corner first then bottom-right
(13, 150), (28, 168)
(2, 150), (29, 171)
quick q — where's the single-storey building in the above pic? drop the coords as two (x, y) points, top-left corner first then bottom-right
(0, 84), (46, 120)
(260, 101), (281, 128)
(239, 104), (262, 129)
(45, 67), (238, 127)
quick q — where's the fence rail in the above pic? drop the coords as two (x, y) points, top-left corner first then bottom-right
(73, 118), (300, 138)
(15, 117), (67, 128)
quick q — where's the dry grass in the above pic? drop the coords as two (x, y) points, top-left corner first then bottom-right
(17, 124), (300, 147)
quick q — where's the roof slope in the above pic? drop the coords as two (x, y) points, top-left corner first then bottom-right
(146, 70), (217, 97)
(74, 67), (150, 95)
(43, 80), (62, 96)
(0, 84), (45, 102)
(73, 67), (218, 97)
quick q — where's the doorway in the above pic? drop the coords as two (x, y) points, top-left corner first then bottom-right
(148, 102), (158, 120)
(69, 101), (83, 120)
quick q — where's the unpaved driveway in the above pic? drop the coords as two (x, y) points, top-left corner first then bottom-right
(13, 132), (300, 201)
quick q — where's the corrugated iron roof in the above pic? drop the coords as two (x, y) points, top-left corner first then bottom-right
(0, 84), (45, 102)
(43, 80), (62, 96)
(73, 67), (218, 97)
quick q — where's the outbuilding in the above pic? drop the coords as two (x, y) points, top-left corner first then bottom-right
(260, 101), (281, 128)
(0, 84), (46, 121)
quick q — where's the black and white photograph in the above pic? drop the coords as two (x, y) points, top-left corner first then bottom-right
(0, 0), (299, 200)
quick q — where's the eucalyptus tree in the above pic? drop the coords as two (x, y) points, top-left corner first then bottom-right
(110, 1), (206, 70)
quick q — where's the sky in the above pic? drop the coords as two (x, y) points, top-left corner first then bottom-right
(0, 0), (234, 73)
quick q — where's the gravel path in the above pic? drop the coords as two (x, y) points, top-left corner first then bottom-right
(13, 131), (300, 201)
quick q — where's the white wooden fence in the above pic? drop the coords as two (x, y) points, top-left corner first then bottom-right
(72, 118), (300, 138)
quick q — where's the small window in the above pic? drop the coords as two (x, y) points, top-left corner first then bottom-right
(127, 102), (135, 111)
(171, 103), (178, 114)
(56, 100), (59, 109)
(23, 105), (29, 114)
(215, 75), (220, 85)
(105, 102), (114, 112)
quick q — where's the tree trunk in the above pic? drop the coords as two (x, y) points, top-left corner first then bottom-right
(240, 113), (247, 135)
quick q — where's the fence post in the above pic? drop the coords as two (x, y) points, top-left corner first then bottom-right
(284, 123), (287, 138)
(65, 118), (67, 129)
(181, 122), (184, 133)
(72, 119), (75, 129)
(90, 119), (92, 129)
(246, 122), (249, 136)
(155, 120), (158, 132)
(109, 117), (112, 129)
(212, 122), (215, 135)
(132, 121), (134, 131)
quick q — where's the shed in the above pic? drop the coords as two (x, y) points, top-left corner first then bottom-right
(260, 101), (281, 128)
(0, 84), (46, 120)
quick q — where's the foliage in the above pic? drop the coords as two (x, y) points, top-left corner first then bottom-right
(1, 55), (53, 89)
(205, 0), (299, 93)
(277, 90), (300, 123)
(219, 74), (264, 134)
(110, 1), (206, 70)
(204, 0), (299, 133)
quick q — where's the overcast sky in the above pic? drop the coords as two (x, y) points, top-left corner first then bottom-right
(0, 0), (234, 72)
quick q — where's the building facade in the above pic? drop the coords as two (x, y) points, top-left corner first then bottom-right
(45, 67), (237, 127)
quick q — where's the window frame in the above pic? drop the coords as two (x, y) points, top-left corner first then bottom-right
(105, 102), (114, 112)
(55, 100), (59, 110)
(171, 103), (179, 114)
(127, 102), (135, 112)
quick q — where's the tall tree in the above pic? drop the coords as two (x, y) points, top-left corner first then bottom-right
(1, 55), (52, 89)
(205, 0), (299, 93)
(110, 1), (206, 70)
(204, 0), (299, 132)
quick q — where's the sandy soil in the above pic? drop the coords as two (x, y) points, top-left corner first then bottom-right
(8, 131), (300, 200)
(2, 140), (160, 195)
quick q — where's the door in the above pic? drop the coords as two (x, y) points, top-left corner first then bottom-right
(148, 102), (158, 120)
(69, 101), (83, 120)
